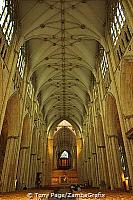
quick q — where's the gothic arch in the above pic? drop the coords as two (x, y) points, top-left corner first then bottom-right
(0, 92), (20, 175)
(0, 92), (20, 191)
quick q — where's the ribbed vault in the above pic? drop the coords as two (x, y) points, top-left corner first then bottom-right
(19, 0), (107, 131)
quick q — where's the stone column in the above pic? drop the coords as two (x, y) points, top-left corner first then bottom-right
(86, 129), (92, 185)
(108, 136), (118, 188)
(42, 139), (47, 187)
(37, 135), (43, 174)
(53, 145), (57, 169)
(0, 44), (19, 132)
(17, 146), (30, 189)
(28, 153), (37, 188)
(97, 82), (115, 190)
(111, 136), (122, 187)
(72, 147), (77, 169)
(85, 136), (89, 181)
(100, 146), (109, 187)
(0, 136), (19, 192)
(94, 114), (110, 188)
(28, 128), (39, 188)
(128, 139), (133, 165)
(89, 125), (99, 187)
(77, 138), (83, 183)
(82, 122), (88, 182)
(45, 138), (53, 186)
(97, 146), (104, 185)
(107, 135), (122, 188)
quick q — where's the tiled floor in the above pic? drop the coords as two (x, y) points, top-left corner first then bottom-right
(0, 189), (133, 200)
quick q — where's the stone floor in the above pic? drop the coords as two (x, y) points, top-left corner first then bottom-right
(0, 188), (133, 200)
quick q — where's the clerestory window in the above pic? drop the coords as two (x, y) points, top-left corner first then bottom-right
(27, 81), (34, 99)
(0, 0), (14, 44)
(60, 150), (69, 159)
(16, 44), (26, 78)
(110, 1), (126, 45)
(100, 50), (109, 78)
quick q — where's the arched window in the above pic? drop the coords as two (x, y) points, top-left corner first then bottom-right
(0, 0), (14, 44)
(16, 44), (26, 78)
(57, 150), (71, 169)
(27, 81), (34, 99)
(99, 47), (109, 78)
(60, 150), (69, 159)
(110, 1), (126, 45)
(100, 50), (109, 78)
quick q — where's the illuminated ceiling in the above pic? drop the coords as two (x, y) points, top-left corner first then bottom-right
(19, 0), (107, 131)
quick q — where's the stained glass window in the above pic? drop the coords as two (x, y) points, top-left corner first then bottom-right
(60, 150), (69, 159)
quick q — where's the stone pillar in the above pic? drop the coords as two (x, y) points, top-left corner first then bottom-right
(53, 145), (57, 169)
(42, 139), (47, 187)
(82, 122), (88, 182)
(28, 128), (39, 188)
(97, 82), (115, 190)
(77, 138), (83, 183)
(0, 136), (19, 192)
(17, 146), (30, 189)
(128, 139), (133, 165)
(97, 146), (104, 185)
(28, 153), (37, 188)
(94, 114), (110, 188)
(45, 138), (53, 186)
(86, 123), (92, 185)
(85, 136), (89, 181)
(72, 147), (77, 169)
(107, 135), (122, 188)
(89, 125), (99, 187)
(98, 146), (109, 187)
(37, 135), (44, 174)
(0, 45), (19, 132)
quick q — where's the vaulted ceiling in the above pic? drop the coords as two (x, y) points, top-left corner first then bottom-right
(19, 0), (107, 131)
